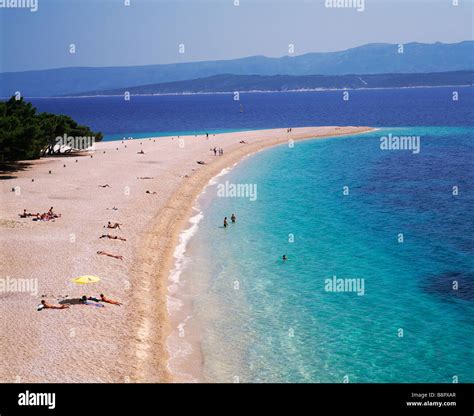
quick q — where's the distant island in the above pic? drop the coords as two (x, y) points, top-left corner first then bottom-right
(71, 71), (474, 96)
(1, 41), (473, 97)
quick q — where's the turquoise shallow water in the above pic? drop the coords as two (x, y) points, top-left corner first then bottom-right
(170, 127), (474, 383)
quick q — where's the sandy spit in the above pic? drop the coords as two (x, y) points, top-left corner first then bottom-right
(0, 126), (373, 383)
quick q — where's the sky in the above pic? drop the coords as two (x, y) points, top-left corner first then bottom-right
(0, 0), (473, 73)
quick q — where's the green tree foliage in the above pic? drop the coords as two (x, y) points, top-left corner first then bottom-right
(0, 97), (103, 162)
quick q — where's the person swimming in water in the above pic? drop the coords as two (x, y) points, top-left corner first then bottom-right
(223, 217), (228, 228)
(282, 255), (287, 262)
(231, 213), (236, 223)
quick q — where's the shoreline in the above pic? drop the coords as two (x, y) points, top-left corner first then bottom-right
(0, 126), (374, 383)
(5, 84), (472, 100)
(153, 127), (375, 382)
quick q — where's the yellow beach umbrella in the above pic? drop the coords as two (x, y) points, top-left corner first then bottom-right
(72, 275), (101, 285)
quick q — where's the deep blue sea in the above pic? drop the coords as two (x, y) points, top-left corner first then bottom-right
(30, 87), (474, 140)
(30, 88), (474, 382)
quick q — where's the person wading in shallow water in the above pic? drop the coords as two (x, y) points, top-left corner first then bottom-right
(231, 213), (236, 223)
(223, 217), (228, 228)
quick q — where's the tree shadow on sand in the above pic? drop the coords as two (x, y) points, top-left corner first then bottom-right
(0, 151), (92, 180)
(0, 161), (34, 180)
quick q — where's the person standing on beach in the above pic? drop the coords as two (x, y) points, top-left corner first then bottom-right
(231, 213), (236, 223)
(213, 147), (217, 156)
(223, 217), (228, 228)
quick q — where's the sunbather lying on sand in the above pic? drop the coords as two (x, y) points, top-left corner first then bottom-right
(19, 209), (34, 218)
(97, 250), (123, 260)
(40, 300), (69, 310)
(99, 184), (111, 188)
(196, 160), (206, 165)
(99, 234), (127, 241)
(137, 150), (145, 154)
(106, 222), (121, 229)
(83, 295), (100, 302)
(33, 210), (61, 221)
(100, 294), (122, 306)
(137, 176), (154, 179)
(80, 295), (105, 307)
(145, 190), (157, 194)
(35, 213), (49, 221)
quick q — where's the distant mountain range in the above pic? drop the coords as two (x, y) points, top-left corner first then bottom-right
(72, 71), (474, 96)
(1, 41), (473, 97)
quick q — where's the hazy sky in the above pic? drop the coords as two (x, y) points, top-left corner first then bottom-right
(0, 0), (473, 72)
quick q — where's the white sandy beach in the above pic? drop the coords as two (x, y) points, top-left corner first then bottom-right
(0, 126), (373, 383)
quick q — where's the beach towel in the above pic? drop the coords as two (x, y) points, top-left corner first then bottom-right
(83, 301), (104, 308)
